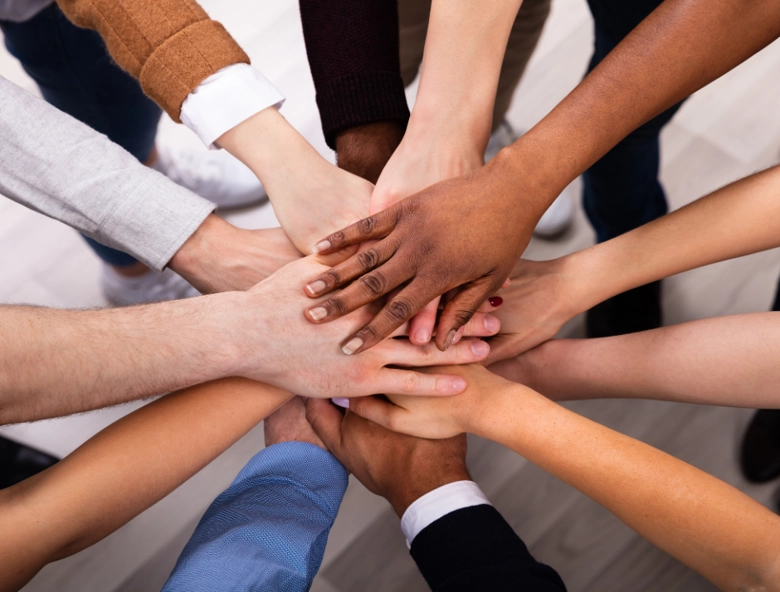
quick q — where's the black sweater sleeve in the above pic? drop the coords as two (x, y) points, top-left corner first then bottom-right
(410, 505), (567, 592)
(298, 0), (410, 149)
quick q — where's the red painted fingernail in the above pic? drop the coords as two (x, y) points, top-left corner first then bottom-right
(488, 297), (503, 307)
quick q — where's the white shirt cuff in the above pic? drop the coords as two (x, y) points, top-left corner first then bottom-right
(180, 63), (285, 149)
(400, 480), (492, 548)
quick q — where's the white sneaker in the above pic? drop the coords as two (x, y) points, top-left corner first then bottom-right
(153, 147), (268, 210)
(485, 120), (574, 239)
(101, 264), (200, 306)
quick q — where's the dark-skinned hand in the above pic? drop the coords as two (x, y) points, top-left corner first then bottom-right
(304, 155), (540, 355)
(305, 398), (470, 517)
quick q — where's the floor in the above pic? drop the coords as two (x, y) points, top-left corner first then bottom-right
(1, 0), (779, 590)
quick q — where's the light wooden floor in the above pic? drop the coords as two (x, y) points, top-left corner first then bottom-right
(2, 0), (780, 590)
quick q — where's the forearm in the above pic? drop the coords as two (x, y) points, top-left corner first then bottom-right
(411, 0), (523, 152)
(0, 295), (249, 423)
(498, 0), (780, 214)
(556, 165), (780, 313)
(502, 313), (780, 408)
(0, 378), (292, 591)
(475, 385), (780, 591)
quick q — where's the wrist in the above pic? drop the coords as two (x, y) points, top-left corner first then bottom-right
(169, 215), (238, 293)
(386, 465), (471, 518)
(335, 122), (404, 183)
(406, 104), (488, 162)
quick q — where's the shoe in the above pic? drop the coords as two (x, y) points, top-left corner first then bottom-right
(101, 264), (200, 306)
(0, 435), (58, 489)
(153, 146), (268, 210)
(740, 409), (780, 483)
(486, 120), (574, 239)
(586, 281), (662, 338)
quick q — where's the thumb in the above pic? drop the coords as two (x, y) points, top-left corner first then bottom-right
(304, 399), (346, 455)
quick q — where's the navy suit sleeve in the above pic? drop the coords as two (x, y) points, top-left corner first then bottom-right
(410, 505), (567, 592)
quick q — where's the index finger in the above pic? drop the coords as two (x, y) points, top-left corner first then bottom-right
(311, 208), (398, 255)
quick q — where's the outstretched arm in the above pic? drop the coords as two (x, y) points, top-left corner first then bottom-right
(304, 0), (780, 353)
(0, 377), (292, 592)
(485, 164), (780, 362)
(493, 312), (780, 409)
(348, 365), (780, 592)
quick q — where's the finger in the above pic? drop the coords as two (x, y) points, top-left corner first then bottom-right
(305, 239), (398, 299)
(341, 280), (439, 354)
(460, 312), (501, 337)
(304, 398), (345, 454)
(311, 208), (399, 255)
(375, 368), (467, 396)
(408, 298), (440, 344)
(379, 337), (490, 367)
(347, 396), (401, 432)
(436, 278), (499, 350)
(306, 258), (409, 324)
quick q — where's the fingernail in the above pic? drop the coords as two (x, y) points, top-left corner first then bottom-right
(445, 377), (467, 393)
(306, 280), (327, 296)
(453, 331), (463, 344)
(308, 307), (328, 321)
(313, 240), (331, 254)
(332, 398), (350, 408)
(342, 337), (364, 355)
(484, 315), (500, 333)
(471, 340), (489, 357)
(488, 296), (503, 307)
(413, 328), (431, 343)
(443, 330), (457, 350)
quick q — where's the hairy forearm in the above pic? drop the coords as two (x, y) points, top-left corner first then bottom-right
(0, 377), (291, 591)
(499, 0), (780, 214)
(503, 313), (780, 408)
(0, 296), (248, 423)
(474, 385), (780, 591)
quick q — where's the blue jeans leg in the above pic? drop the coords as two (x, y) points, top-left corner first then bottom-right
(582, 0), (685, 243)
(1, 4), (162, 267)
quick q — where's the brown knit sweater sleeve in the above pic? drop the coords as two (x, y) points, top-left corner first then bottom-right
(56, 0), (249, 122)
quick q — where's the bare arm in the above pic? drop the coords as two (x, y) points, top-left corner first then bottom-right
(348, 365), (780, 592)
(0, 377), (292, 592)
(493, 312), (780, 408)
(486, 164), (780, 362)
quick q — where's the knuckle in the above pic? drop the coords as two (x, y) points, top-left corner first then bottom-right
(402, 372), (419, 393)
(326, 297), (348, 316)
(357, 249), (379, 270)
(453, 309), (475, 327)
(329, 230), (346, 246)
(386, 297), (413, 322)
(358, 217), (377, 235)
(359, 272), (386, 296)
(356, 325), (380, 342)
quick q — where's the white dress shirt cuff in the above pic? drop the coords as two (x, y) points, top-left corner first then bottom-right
(400, 480), (492, 549)
(180, 63), (285, 149)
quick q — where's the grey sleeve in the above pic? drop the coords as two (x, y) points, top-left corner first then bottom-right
(0, 76), (215, 271)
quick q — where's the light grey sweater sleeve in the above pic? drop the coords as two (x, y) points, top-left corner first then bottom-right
(0, 76), (215, 271)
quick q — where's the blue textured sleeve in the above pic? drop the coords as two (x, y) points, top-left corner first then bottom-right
(162, 442), (349, 592)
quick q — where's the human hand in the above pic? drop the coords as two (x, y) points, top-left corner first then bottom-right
(231, 257), (493, 398)
(303, 155), (537, 354)
(169, 216), (301, 293)
(483, 255), (589, 364)
(264, 396), (326, 449)
(344, 364), (515, 440)
(370, 122), (486, 345)
(216, 108), (374, 254)
(305, 398), (469, 517)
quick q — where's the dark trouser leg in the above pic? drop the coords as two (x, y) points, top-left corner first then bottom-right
(1, 4), (162, 267)
(582, 0), (685, 337)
